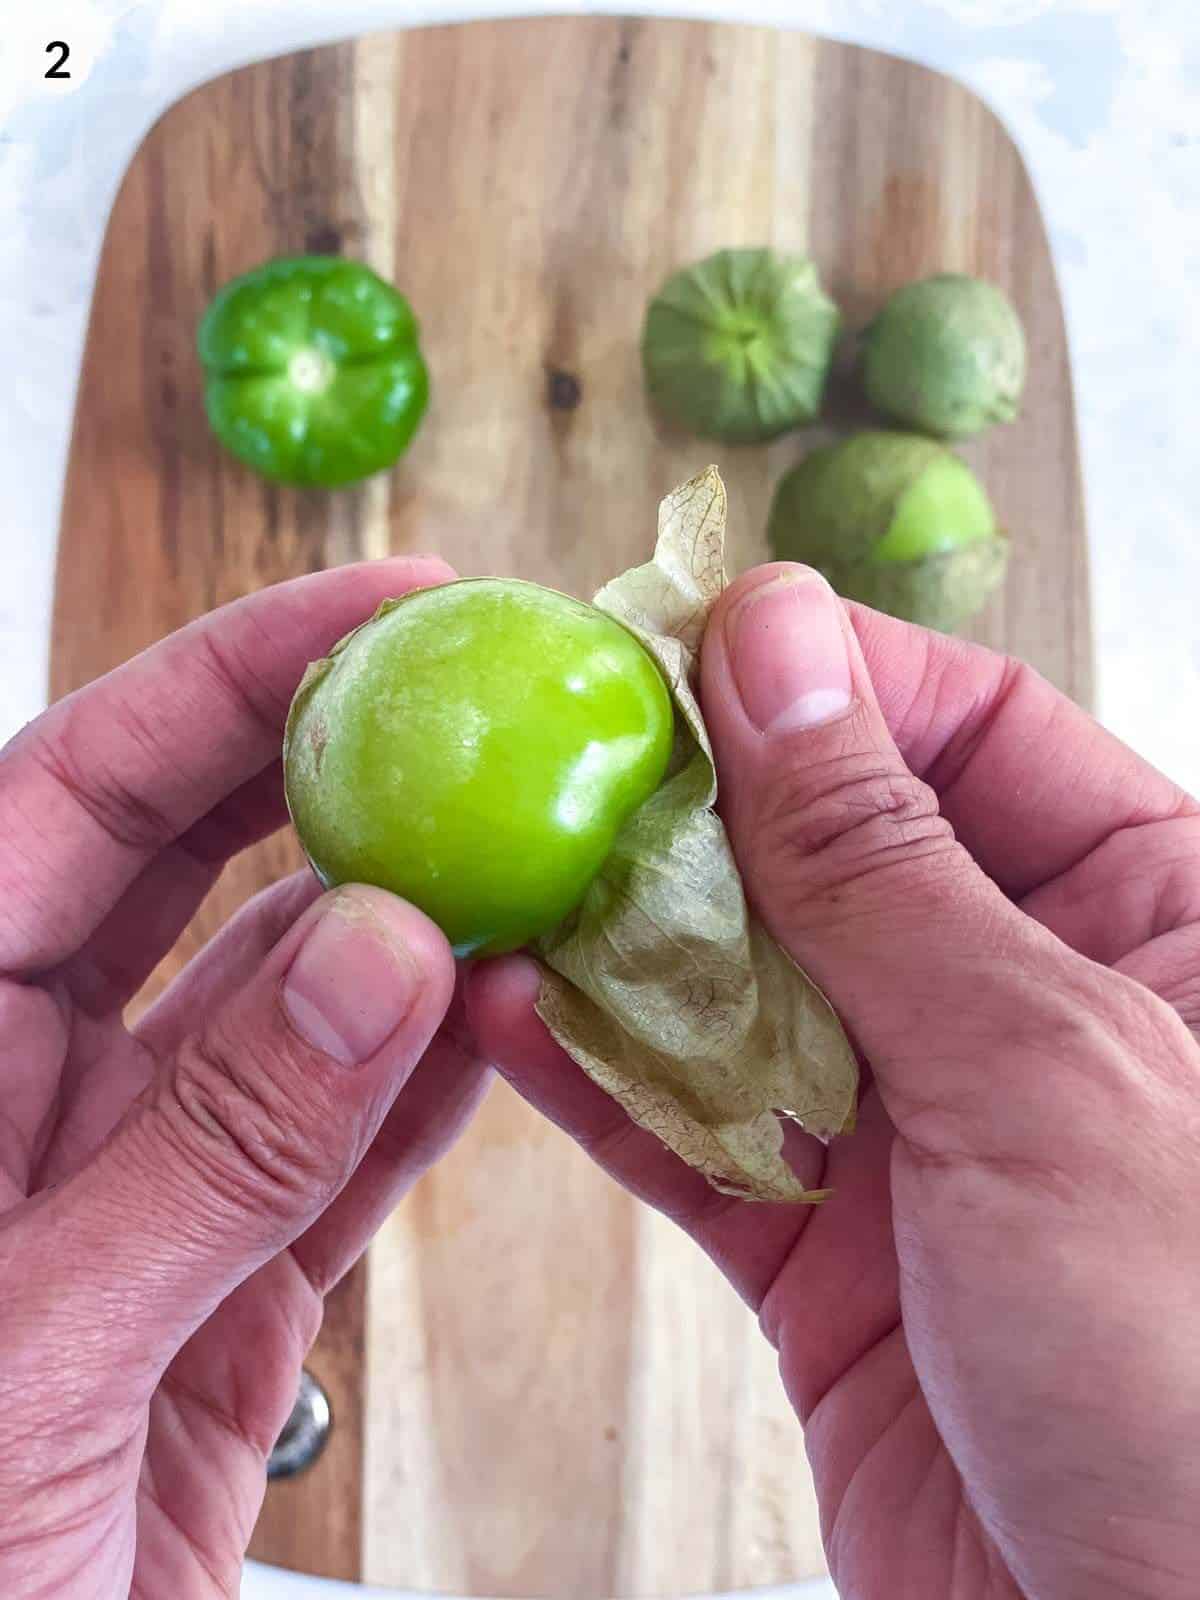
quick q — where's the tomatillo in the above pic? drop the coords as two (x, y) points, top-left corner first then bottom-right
(284, 579), (675, 957)
(767, 431), (1009, 633)
(863, 274), (1026, 440)
(198, 255), (429, 487)
(642, 247), (840, 443)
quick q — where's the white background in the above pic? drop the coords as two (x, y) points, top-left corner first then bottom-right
(2, 2), (1197, 1595)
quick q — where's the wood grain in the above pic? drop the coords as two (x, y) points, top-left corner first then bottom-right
(52, 16), (1090, 1594)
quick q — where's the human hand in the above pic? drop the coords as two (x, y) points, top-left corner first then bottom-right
(469, 562), (1200, 1600)
(0, 559), (490, 1599)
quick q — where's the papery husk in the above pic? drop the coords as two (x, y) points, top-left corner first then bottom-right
(642, 249), (841, 443)
(863, 273), (1026, 439)
(535, 467), (858, 1203)
(829, 535), (1010, 632)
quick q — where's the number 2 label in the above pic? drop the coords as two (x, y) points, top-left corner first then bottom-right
(45, 42), (71, 80)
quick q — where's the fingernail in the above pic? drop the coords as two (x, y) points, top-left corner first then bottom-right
(283, 892), (418, 1066)
(727, 570), (854, 735)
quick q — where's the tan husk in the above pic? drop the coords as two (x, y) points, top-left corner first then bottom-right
(534, 467), (858, 1203)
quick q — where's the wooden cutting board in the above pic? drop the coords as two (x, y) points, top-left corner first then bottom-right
(53, 16), (1091, 1594)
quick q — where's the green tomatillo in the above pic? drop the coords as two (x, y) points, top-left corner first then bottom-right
(767, 431), (1009, 632)
(642, 248), (840, 443)
(863, 273), (1026, 439)
(284, 579), (675, 957)
(198, 255), (429, 488)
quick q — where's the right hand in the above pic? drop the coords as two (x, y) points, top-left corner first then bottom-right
(469, 563), (1200, 1600)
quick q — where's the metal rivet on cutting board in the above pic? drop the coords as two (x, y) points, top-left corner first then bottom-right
(267, 1369), (332, 1480)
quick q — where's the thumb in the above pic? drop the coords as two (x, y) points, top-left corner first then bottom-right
(25, 885), (454, 1380)
(700, 562), (1122, 1140)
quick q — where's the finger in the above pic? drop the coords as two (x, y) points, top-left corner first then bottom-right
(6, 794), (307, 1201)
(1020, 811), (1200, 971)
(845, 598), (1195, 898)
(132, 993), (489, 1557)
(135, 870), (323, 1058)
(1117, 924), (1200, 1032)
(1022, 809), (1200, 1028)
(291, 983), (492, 1293)
(139, 1024), (491, 1549)
(468, 957), (904, 1428)
(850, 601), (1200, 987)
(12, 885), (455, 1381)
(36, 873), (326, 1188)
(699, 563), (1193, 1146)
(61, 760), (291, 1017)
(0, 980), (69, 1201)
(0, 555), (453, 977)
(465, 954), (821, 1308)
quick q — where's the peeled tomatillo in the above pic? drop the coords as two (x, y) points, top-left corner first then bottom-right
(284, 580), (675, 957)
(198, 256), (429, 488)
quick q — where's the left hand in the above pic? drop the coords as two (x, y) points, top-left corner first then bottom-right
(0, 558), (490, 1599)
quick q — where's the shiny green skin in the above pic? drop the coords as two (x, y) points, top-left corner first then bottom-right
(642, 248), (840, 443)
(284, 580), (675, 957)
(198, 256), (429, 488)
(767, 431), (1009, 633)
(863, 274), (1026, 439)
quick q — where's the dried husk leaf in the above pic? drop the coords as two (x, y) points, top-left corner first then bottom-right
(642, 249), (841, 443)
(535, 467), (858, 1203)
(863, 273), (1027, 438)
(832, 534), (1010, 632)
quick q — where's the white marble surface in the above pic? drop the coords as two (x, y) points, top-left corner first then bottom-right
(1, 2), (1196, 1596)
